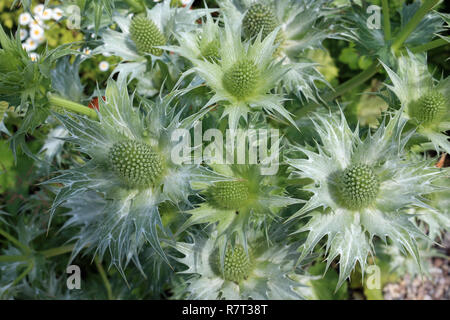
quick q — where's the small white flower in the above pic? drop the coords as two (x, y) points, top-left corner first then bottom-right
(52, 8), (63, 21)
(24, 38), (38, 51)
(82, 47), (92, 55)
(29, 52), (40, 62)
(29, 18), (44, 29)
(29, 26), (44, 41)
(19, 29), (28, 41)
(40, 8), (53, 21)
(102, 52), (111, 57)
(99, 61), (110, 72)
(33, 4), (45, 16)
(19, 12), (32, 25)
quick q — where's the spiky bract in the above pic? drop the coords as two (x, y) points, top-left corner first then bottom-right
(221, 0), (338, 102)
(46, 80), (209, 272)
(173, 229), (311, 299)
(287, 111), (443, 288)
(94, 0), (211, 90)
(382, 52), (450, 153)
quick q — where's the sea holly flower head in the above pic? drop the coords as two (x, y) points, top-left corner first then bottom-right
(46, 80), (209, 271)
(221, 0), (339, 102)
(172, 228), (312, 300)
(174, 16), (296, 130)
(286, 111), (443, 288)
(169, 11), (221, 63)
(94, 0), (210, 87)
(180, 129), (298, 252)
(382, 52), (450, 153)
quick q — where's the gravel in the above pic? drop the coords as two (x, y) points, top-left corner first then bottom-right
(383, 233), (450, 300)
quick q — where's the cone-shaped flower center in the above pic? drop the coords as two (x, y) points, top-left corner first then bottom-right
(208, 180), (249, 210)
(243, 3), (278, 40)
(337, 164), (379, 209)
(410, 91), (446, 125)
(200, 39), (220, 62)
(0, 101), (8, 122)
(129, 16), (166, 56)
(223, 59), (259, 99)
(109, 140), (164, 189)
(222, 245), (251, 283)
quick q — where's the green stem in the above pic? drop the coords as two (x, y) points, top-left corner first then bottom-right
(124, 0), (145, 13)
(381, 0), (391, 41)
(47, 93), (99, 120)
(295, 61), (380, 118)
(409, 38), (449, 53)
(95, 256), (114, 300)
(0, 228), (31, 254)
(12, 260), (34, 286)
(40, 244), (75, 258)
(0, 255), (29, 262)
(391, 0), (440, 53)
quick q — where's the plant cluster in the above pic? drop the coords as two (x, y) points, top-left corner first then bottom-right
(0, 0), (449, 300)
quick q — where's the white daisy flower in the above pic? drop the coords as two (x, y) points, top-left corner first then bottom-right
(99, 61), (110, 72)
(24, 38), (38, 51)
(33, 4), (45, 16)
(19, 29), (28, 41)
(52, 8), (64, 21)
(29, 26), (44, 41)
(40, 8), (53, 21)
(19, 12), (32, 26)
(82, 47), (92, 55)
(29, 18), (44, 29)
(29, 52), (39, 62)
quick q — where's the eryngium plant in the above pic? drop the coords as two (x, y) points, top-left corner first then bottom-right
(172, 228), (312, 300)
(173, 16), (297, 129)
(46, 80), (210, 271)
(382, 52), (450, 154)
(0, 0), (449, 301)
(287, 111), (444, 287)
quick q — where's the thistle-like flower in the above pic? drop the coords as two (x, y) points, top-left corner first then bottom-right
(286, 111), (443, 287)
(172, 229), (312, 300)
(46, 80), (209, 271)
(174, 16), (295, 129)
(94, 0), (210, 89)
(222, 0), (339, 102)
(180, 162), (298, 252)
(169, 12), (221, 63)
(382, 52), (450, 154)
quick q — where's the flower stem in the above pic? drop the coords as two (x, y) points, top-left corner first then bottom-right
(391, 0), (440, 53)
(47, 93), (99, 120)
(12, 260), (34, 286)
(295, 61), (380, 118)
(95, 256), (114, 300)
(124, 0), (145, 13)
(382, 0), (391, 41)
(0, 228), (31, 254)
(40, 244), (75, 258)
(409, 38), (449, 54)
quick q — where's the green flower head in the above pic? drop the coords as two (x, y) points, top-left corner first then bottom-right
(94, 0), (211, 90)
(221, 0), (339, 102)
(47, 80), (210, 271)
(382, 52), (450, 154)
(173, 16), (296, 129)
(287, 111), (443, 288)
(173, 228), (312, 299)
